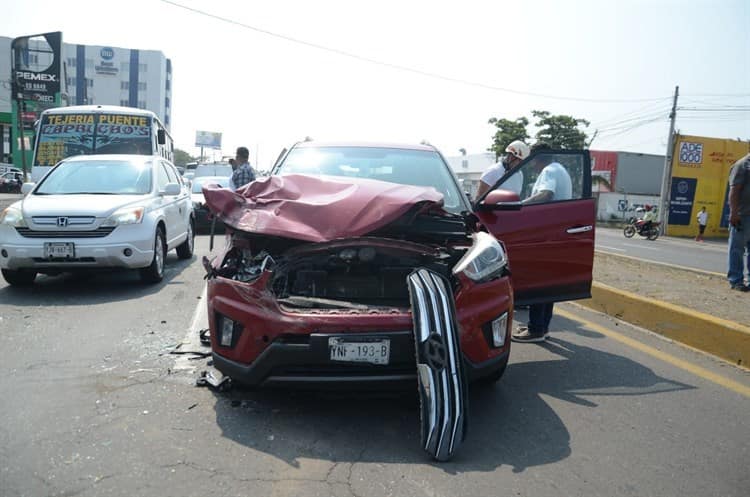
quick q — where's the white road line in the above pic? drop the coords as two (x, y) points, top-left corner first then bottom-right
(597, 245), (626, 252)
(174, 283), (209, 372)
(623, 243), (660, 251)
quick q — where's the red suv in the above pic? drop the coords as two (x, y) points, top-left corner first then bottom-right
(202, 141), (594, 460)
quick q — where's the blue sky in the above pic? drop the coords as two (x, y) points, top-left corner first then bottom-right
(2, 0), (748, 167)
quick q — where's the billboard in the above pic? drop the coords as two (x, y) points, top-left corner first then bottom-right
(11, 32), (62, 105)
(10, 31), (63, 174)
(665, 134), (750, 238)
(195, 130), (222, 149)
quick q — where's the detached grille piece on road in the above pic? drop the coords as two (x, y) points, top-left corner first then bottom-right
(408, 268), (468, 462)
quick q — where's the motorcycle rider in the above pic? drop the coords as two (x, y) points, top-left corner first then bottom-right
(641, 204), (657, 234)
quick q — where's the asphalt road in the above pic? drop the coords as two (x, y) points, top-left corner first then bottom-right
(595, 226), (727, 274)
(0, 236), (748, 497)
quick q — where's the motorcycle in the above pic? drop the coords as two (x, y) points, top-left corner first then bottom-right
(623, 219), (660, 240)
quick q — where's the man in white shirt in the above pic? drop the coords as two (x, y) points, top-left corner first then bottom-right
(522, 145), (572, 204)
(475, 140), (529, 200)
(512, 142), (573, 343)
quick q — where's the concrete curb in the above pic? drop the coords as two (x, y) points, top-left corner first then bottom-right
(579, 282), (750, 368)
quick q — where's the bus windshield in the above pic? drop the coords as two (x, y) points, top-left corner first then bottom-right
(35, 112), (154, 167)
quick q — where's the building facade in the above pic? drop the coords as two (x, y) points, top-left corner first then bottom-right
(1, 35), (171, 163)
(444, 151), (497, 197)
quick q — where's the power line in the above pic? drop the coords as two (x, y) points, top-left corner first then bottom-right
(677, 107), (750, 112)
(594, 109), (671, 134)
(159, 0), (670, 104)
(590, 99), (671, 128)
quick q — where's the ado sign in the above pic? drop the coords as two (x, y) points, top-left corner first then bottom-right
(679, 141), (703, 165)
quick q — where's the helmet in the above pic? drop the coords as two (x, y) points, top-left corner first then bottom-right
(644, 205), (652, 211)
(505, 140), (530, 161)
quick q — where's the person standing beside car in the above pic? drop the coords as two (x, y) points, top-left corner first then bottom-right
(727, 152), (750, 292)
(513, 142), (573, 343)
(475, 140), (529, 200)
(230, 146), (256, 191)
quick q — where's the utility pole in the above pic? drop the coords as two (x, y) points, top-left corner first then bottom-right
(15, 94), (29, 182)
(658, 85), (679, 234)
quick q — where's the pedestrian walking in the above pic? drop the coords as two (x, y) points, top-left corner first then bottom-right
(695, 206), (708, 242)
(230, 146), (256, 191)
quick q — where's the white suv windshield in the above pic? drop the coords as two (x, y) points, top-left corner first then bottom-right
(276, 146), (466, 213)
(35, 160), (153, 195)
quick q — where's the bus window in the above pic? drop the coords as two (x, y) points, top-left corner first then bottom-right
(33, 106), (173, 169)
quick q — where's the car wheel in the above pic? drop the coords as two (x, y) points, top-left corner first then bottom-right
(408, 268), (468, 462)
(140, 228), (166, 283)
(1, 268), (37, 286)
(176, 218), (195, 259)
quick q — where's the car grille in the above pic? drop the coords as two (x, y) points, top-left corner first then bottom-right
(15, 227), (116, 238)
(32, 257), (96, 263)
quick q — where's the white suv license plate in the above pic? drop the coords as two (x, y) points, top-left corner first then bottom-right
(329, 337), (390, 365)
(44, 242), (75, 258)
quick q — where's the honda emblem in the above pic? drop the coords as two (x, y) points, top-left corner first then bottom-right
(56, 217), (68, 228)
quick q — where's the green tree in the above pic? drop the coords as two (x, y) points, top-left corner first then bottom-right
(487, 117), (530, 158)
(531, 110), (590, 149)
(173, 148), (194, 167)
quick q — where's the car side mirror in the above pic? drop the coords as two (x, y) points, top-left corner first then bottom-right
(162, 183), (181, 196)
(21, 182), (35, 195)
(478, 189), (523, 211)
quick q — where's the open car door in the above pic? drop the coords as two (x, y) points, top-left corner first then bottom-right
(473, 149), (594, 306)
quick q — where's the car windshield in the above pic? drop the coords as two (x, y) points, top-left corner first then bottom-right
(35, 160), (153, 195)
(276, 146), (466, 213)
(191, 176), (229, 193)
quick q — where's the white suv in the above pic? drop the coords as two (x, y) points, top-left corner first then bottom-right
(0, 155), (194, 286)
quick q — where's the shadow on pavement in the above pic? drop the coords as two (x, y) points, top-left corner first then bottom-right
(0, 253), (196, 306)
(208, 324), (695, 473)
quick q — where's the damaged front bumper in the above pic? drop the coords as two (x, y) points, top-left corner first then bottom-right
(207, 267), (511, 390)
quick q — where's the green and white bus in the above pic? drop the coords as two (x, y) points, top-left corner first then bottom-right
(32, 105), (174, 180)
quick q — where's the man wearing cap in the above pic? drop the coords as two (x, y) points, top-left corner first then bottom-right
(475, 140), (529, 200)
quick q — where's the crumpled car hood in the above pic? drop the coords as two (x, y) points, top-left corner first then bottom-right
(202, 174), (445, 242)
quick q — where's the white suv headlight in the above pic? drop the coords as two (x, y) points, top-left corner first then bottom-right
(452, 231), (507, 282)
(0, 206), (27, 227)
(102, 206), (145, 226)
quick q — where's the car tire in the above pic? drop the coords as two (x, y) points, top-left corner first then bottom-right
(176, 218), (195, 259)
(140, 228), (166, 283)
(1, 268), (37, 286)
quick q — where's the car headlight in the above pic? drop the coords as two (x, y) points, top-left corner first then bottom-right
(0, 206), (26, 227)
(102, 206), (145, 226)
(452, 231), (507, 282)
